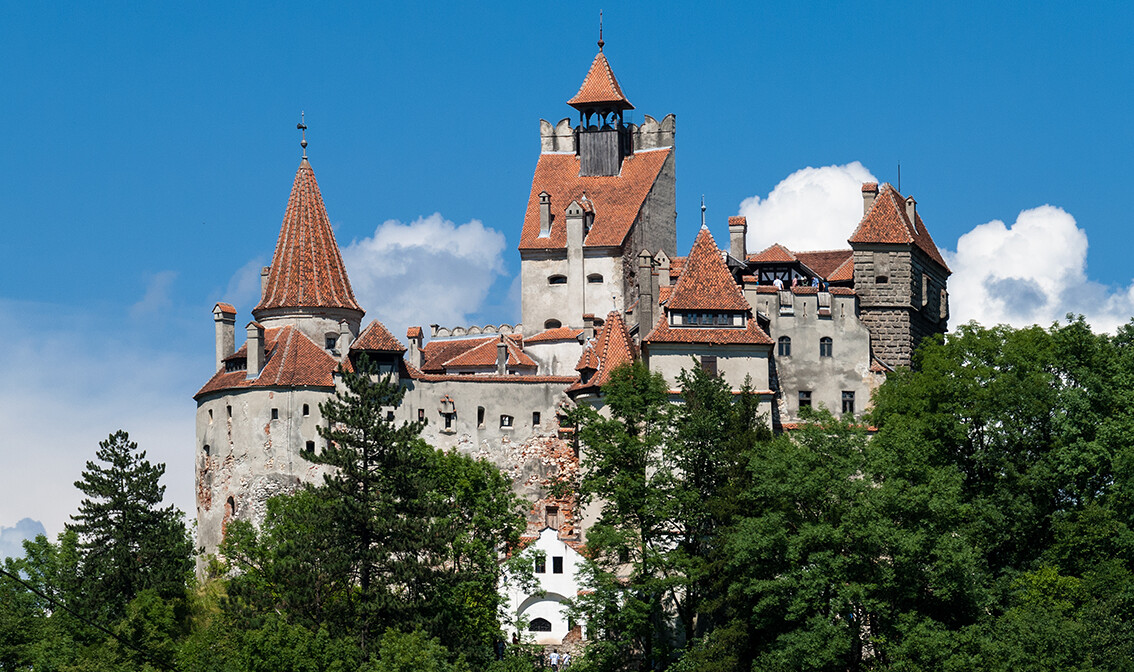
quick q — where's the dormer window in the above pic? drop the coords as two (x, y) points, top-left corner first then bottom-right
(678, 311), (739, 327)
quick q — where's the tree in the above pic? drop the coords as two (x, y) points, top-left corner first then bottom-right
(67, 430), (192, 627)
(223, 361), (525, 666)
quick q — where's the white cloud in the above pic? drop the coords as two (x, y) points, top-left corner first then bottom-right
(341, 213), (509, 336)
(738, 162), (877, 253)
(0, 299), (198, 538)
(943, 205), (1134, 332)
(225, 257), (267, 310)
(0, 518), (45, 560)
(130, 270), (178, 318)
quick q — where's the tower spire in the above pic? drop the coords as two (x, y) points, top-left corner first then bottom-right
(700, 195), (707, 229)
(598, 10), (604, 52)
(297, 111), (308, 159)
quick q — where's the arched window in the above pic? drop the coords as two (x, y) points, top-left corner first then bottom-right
(302, 404), (310, 416)
(548, 274), (567, 285)
(593, 317), (604, 327)
(778, 336), (791, 357)
(820, 337), (833, 357)
(587, 273), (603, 284)
(529, 618), (552, 632)
(544, 319), (562, 330)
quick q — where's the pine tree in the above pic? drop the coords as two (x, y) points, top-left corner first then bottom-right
(67, 430), (191, 625)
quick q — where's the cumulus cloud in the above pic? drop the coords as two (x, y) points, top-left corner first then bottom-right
(0, 518), (45, 560)
(225, 257), (267, 310)
(0, 299), (198, 538)
(944, 205), (1134, 331)
(738, 162), (877, 253)
(341, 213), (509, 336)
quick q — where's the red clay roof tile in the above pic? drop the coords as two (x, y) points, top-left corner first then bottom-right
(352, 320), (406, 353)
(748, 243), (797, 263)
(666, 228), (750, 312)
(406, 326), (423, 339)
(525, 326), (584, 344)
(848, 183), (949, 272)
(195, 325), (340, 399)
(255, 158), (363, 315)
(214, 302), (236, 314)
(444, 337), (537, 370)
(569, 311), (638, 393)
(567, 52), (634, 110)
(518, 150), (671, 251)
(794, 249), (853, 279)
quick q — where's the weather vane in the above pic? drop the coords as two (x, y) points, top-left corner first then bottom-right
(701, 195), (707, 229)
(297, 111), (308, 159)
(598, 10), (604, 52)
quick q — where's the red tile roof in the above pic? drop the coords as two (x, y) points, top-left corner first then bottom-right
(352, 320), (406, 353)
(666, 228), (750, 312)
(406, 326), (423, 339)
(828, 256), (855, 282)
(575, 342), (601, 372)
(214, 302), (236, 315)
(848, 183), (950, 272)
(195, 326), (340, 399)
(255, 158), (363, 315)
(643, 315), (773, 346)
(408, 372), (579, 384)
(525, 326), (584, 344)
(518, 149), (671, 251)
(569, 311), (638, 393)
(444, 337), (537, 370)
(566, 52), (634, 110)
(748, 243), (797, 263)
(794, 249), (853, 279)
(420, 337), (493, 373)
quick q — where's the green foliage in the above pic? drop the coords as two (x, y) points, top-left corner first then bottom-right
(67, 430), (192, 625)
(221, 362), (525, 666)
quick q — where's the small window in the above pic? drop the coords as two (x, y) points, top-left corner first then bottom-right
(701, 355), (717, 377)
(302, 404), (310, 416)
(587, 273), (603, 284)
(386, 410), (395, 421)
(226, 496), (236, 516)
(820, 337), (833, 358)
(478, 406), (486, 428)
(203, 444), (210, 457)
(532, 411), (541, 426)
(842, 391), (855, 414)
(444, 413), (454, 429)
(305, 440), (315, 454)
(208, 409), (213, 423)
(778, 336), (791, 357)
(921, 274), (930, 307)
(226, 405), (232, 418)
(548, 274), (567, 285)
(418, 408), (425, 421)
(501, 414), (514, 428)
(799, 390), (812, 408)
(876, 275), (889, 284)
(618, 547), (630, 563)
(553, 556), (564, 574)
(529, 617), (552, 632)
(546, 506), (560, 529)
(593, 317), (604, 327)
(544, 319), (562, 330)
(271, 408), (279, 420)
(325, 335), (337, 349)
(535, 556), (546, 574)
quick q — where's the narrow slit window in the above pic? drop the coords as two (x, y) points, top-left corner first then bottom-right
(302, 404), (310, 416)
(271, 408), (279, 420)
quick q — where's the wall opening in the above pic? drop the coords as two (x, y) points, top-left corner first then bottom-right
(544, 319), (562, 330)
(271, 408), (279, 420)
(799, 390), (812, 408)
(477, 406), (485, 428)
(819, 337), (833, 358)
(548, 274), (567, 285)
(778, 336), (791, 357)
(529, 618), (552, 632)
(302, 404), (310, 416)
(553, 556), (564, 574)
(587, 273), (603, 284)
(532, 411), (541, 426)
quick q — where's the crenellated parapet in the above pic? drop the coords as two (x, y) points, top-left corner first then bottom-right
(540, 118), (576, 153)
(539, 114), (676, 155)
(430, 323), (524, 339)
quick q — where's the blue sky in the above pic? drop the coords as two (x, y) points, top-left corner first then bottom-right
(3, 2), (1133, 540)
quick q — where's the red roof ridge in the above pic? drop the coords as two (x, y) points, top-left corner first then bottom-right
(352, 320), (406, 353)
(748, 243), (797, 263)
(254, 158), (363, 316)
(849, 183), (949, 273)
(569, 311), (637, 393)
(666, 228), (750, 312)
(195, 325), (340, 399)
(567, 52), (634, 110)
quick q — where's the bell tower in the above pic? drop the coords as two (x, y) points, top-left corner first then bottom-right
(567, 28), (635, 176)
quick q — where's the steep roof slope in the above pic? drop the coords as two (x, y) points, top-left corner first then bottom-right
(567, 51), (634, 110)
(255, 158), (362, 313)
(569, 311), (637, 394)
(666, 228), (749, 311)
(195, 326), (340, 398)
(351, 320), (406, 353)
(518, 149), (671, 251)
(849, 183), (950, 272)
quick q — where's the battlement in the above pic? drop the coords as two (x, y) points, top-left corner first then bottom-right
(539, 114), (676, 154)
(429, 323), (523, 339)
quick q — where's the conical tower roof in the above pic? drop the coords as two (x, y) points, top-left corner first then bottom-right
(254, 158), (363, 316)
(567, 51), (634, 111)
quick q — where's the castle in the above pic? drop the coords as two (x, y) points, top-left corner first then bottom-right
(194, 42), (950, 644)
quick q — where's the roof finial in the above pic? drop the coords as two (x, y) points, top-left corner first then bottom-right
(598, 10), (604, 52)
(297, 111), (308, 159)
(700, 194), (707, 229)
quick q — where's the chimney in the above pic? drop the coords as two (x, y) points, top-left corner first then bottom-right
(905, 196), (917, 224)
(337, 320), (352, 358)
(657, 251), (671, 287)
(496, 335), (508, 375)
(406, 326), (424, 369)
(637, 249), (655, 337)
(862, 183), (879, 216)
(728, 216), (748, 261)
(260, 266), (271, 300)
(213, 303), (236, 371)
(539, 191), (552, 237)
(583, 313), (595, 341)
(246, 321), (266, 379)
